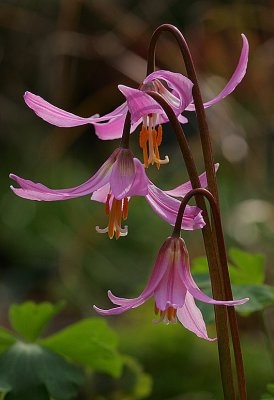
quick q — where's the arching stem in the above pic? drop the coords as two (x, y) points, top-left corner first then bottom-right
(146, 25), (247, 400)
(147, 91), (235, 400)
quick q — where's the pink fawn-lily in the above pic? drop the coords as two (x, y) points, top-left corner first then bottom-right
(23, 35), (248, 169)
(9, 149), (214, 239)
(94, 236), (249, 341)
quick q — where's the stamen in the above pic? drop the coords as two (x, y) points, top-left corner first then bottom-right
(152, 305), (177, 325)
(114, 221), (128, 236)
(95, 226), (109, 234)
(122, 197), (129, 220)
(157, 125), (162, 145)
(167, 306), (174, 321)
(140, 117), (169, 169)
(108, 198), (117, 239)
(115, 200), (122, 240)
(147, 118), (155, 164)
(105, 193), (111, 215)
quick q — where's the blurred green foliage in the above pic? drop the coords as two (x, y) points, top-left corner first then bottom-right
(0, 301), (151, 400)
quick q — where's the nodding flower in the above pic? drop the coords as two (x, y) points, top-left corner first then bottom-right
(10, 149), (215, 239)
(23, 35), (248, 169)
(94, 236), (249, 341)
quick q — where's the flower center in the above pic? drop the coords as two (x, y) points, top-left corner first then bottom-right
(139, 115), (169, 169)
(96, 194), (129, 239)
(154, 303), (177, 324)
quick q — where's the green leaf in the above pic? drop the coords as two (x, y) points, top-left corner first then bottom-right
(9, 301), (65, 342)
(233, 285), (274, 315)
(0, 327), (16, 354)
(4, 385), (48, 400)
(0, 341), (84, 400)
(229, 248), (265, 285)
(41, 318), (123, 378)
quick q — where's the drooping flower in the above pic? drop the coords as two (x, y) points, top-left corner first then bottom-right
(10, 149), (210, 238)
(23, 35), (248, 168)
(94, 236), (249, 341)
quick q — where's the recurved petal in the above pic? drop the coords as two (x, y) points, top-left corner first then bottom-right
(24, 92), (124, 128)
(177, 238), (249, 306)
(91, 183), (110, 203)
(186, 34), (249, 112)
(146, 183), (205, 230)
(144, 70), (193, 112)
(93, 304), (134, 316)
(9, 149), (119, 201)
(119, 85), (162, 124)
(177, 114), (189, 124)
(93, 113), (126, 140)
(164, 164), (219, 198)
(177, 292), (217, 341)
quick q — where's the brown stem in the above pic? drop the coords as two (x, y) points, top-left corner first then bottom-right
(147, 24), (218, 202)
(147, 25), (247, 399)
(173, 188), (247, 399)
(120, 111), (131, 149)
(147, 91), (235, 399)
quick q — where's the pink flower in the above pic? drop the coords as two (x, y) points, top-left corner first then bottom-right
(23, 35), (248, 168)
(10, 149), (211, 239)
(94, 237), (249, 341)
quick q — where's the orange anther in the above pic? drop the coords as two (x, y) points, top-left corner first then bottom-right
(122, 197), (129, 220)
(139, 126), (145, 148)
(154, 142), (160, 170)
(157, 125), (163, 145)
(108, 198), (116, 239)
(167, 306), (174, 321)
(115, 200), (122, 240)
(173, 308), (177, 319)
(105, 193), (111, 215)
(154, 303), (159, 315)
(143, 145), (149, 168)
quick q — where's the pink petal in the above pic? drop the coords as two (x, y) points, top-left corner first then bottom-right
(177, 292), (217, 341)
(91, 183), (110, 203)
(93, 304), (134, 316)
(164, 164), (219, 198)
(119, 85), (162, 124)
(93, 111), (143, 140)
(24, 92), (126, 128)
(186, 34), (249, 111)
(126, 159), (149, 197)
(93, 114), (126, 140)
(10, 149), (119, 201)
(177, 238), (249, 306)
(110, 149), (135, 199)
(144, 70), (193, 112)
(177, 114), (188, 124)
(107, 238), (175, 307)
(154, 239), (187, 310)
(145, 183), (205, 230)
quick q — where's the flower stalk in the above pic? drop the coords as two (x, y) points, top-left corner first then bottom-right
(147, 24), (247, 400)
(146, 90), (236, 399)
